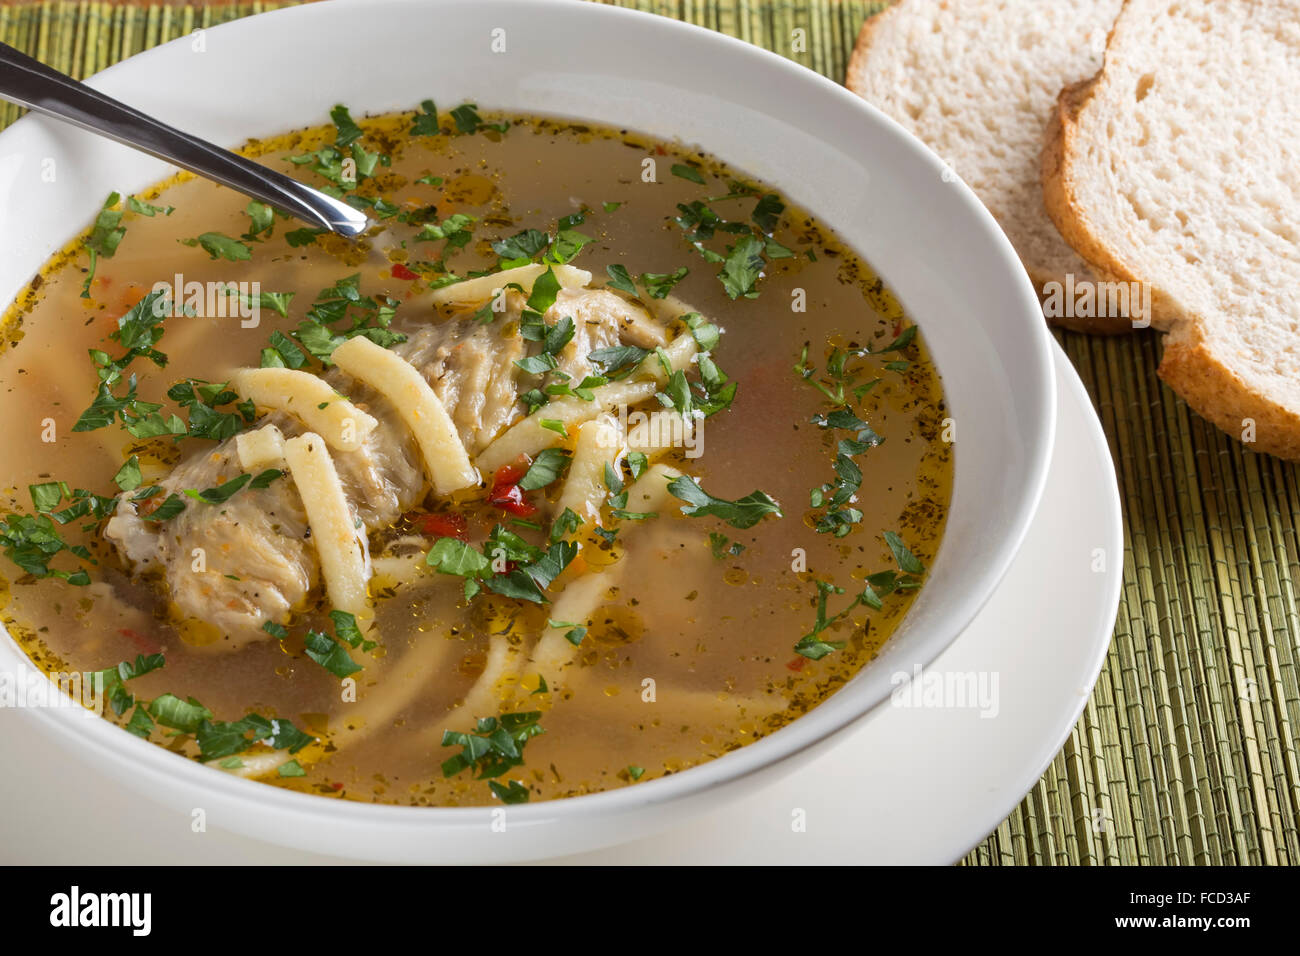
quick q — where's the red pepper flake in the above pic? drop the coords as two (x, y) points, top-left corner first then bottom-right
(119, 628), (160, 654)
(390, 262), (418, 280)
(407, 510), (468, 541)
(785, 657), (806, 672)
(488, 456), (538, 518)
(135, 494), (163, 519)
(331, 782), (344, 791)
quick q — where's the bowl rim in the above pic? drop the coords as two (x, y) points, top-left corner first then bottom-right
(0, 0), (1057, 830)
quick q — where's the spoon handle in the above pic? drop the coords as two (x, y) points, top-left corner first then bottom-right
(0, 41), (369, 238)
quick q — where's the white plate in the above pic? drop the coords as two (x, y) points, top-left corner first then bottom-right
(0, 342), (1119, 864)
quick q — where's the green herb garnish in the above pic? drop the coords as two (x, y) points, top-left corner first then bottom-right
(666, 475), (782, 530)
(441, 711), (544, 804)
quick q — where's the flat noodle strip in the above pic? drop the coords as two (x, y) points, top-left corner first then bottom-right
(369, 535), (440, 590)
(429, 262), (591, 307)
(282, 432), (370, 619)
(371, 551), (455, 589)
(555, 415), (623, 523)
(476, 379), (656, 475)
(234, 423), (286, 471)
(434, 634), (521, 735)
(642, 291), (698, 327)
(531, 571), (620, 678)
(226, 630), (458, 780)
(475, 331), (698, 474)
(625, 411), (695, 460)
(340, 639), (457, 749)
(564, 671), (786, 727)
(530, 464), (683, 682)
(621, 462), (684, 514)
(331, 335), (479, 496)
(648, 333), (699, 384)
(216, 750), (296, 780)
(230, 368), (378, 453)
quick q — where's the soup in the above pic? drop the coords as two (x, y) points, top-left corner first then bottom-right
(0, 104), (952, 806)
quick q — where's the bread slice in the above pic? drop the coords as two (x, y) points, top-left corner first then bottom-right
(845, 0), (1124, 331)
(1044, 0), (1300, 458)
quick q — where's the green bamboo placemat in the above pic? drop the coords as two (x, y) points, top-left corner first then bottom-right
(3, 0), (1297, 866)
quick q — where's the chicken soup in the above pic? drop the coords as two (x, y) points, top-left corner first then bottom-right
(0, 104), (952, 805)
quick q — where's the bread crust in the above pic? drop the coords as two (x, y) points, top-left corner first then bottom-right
(1040, 76), (1142, 334)
(844, 1), (903, 94)
(1158, 329), (1300, 460)
(1042, 2), (1300, 459)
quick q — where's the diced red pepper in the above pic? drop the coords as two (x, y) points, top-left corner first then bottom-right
(408, 510), (468, 541)
(390, 262), (418, 280)
(119, 628), (160, 654)
(785, 657), (807, 672)
(135, 494), (164, 519)
(488, 456), (537, 517)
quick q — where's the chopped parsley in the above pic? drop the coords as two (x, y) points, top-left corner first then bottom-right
(241, 201), (275, 242)
(181, 468), (282, 506)
(329, 104), (363, 147)
(0, 480), (119, 584)
(603, 263), (689, 299)
(549, 507), (583, 542)
(807, 407), (883, 537)
(410, 99), (440, 136)
(549, 618), (588, 647)
(80, 192), (127, 298)
(605, 264), (637, 295)
(640, 266), (689, 299)
(126, 195), (173, 218)
(708, 532), (746, 560)
(491, 218), (593, 270)
(666, 475), (782, 529)
(449, 103), (510, 135)
(671, 163), (706, 185)
(795, 327), (916, 405)
(192, 711), (315, 762)
(91, 652), (165, 721)
(794, 532), (926, 659)
(263, 609), (374, 679)
(588, 344), (650, 378)
(302, 629), (363, 679)
(291, 274), (404, 364)
(517, 448), (571, 491)
(441, 710), (544, 804)
(261, 330), (309, 369)
(180, 232), (252, 262)
(719, 235), (765, 300)
(425, 525), (577, 605)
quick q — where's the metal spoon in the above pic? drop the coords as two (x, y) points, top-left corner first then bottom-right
(0, 41), (370, 238)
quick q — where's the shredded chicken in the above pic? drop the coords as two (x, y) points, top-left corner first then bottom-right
(104, 287), (668, 648)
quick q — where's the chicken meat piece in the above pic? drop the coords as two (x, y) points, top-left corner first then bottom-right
(104, 287), (668, 648)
